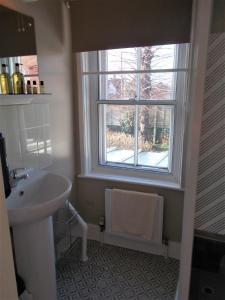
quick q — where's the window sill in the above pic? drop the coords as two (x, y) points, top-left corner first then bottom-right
(77, 172), (184, 191)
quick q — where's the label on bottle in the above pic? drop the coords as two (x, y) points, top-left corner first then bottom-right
(0, 75), (11, 95)
(33, 87), (38, 94)
(13, 77), (24, 94)
(12, 65), (24, 94)
(40, 86), (45, 94)
(26, 85), (32, 94)
(0, 77), (8, 95)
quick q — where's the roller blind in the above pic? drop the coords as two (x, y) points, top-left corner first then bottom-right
(70, 0), (193, 52)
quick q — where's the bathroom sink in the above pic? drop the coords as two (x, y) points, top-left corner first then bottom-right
(7, 169), (72, 226)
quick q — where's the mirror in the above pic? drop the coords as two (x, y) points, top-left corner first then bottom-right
(0, 5), (36, 58)
(0, 5), (50, 172)
(0, 5), (39, 95)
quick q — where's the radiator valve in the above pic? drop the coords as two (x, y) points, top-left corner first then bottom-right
(98, 216), (105, 232)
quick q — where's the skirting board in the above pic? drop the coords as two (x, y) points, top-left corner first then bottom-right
(87, 223), (181, 260)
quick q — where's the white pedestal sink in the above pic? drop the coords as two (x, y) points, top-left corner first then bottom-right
(7, 169), (72, 300)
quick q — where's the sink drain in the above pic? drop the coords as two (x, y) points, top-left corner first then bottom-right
(19, 191), (24, 196)
(202, 286), (215, 296)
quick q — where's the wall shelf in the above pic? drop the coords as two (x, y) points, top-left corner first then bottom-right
(0, 94), (52, 106)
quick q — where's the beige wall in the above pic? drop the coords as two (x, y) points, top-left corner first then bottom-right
(73, 58), (184, 242)
(77, 178), (184, 242)
(0, 0), (184, 243)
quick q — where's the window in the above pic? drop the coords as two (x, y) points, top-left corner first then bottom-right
(0, 55), (39, 84)
(78, 44), (189, 188)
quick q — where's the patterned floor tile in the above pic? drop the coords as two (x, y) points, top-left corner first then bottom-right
(56, 239), (179, 300)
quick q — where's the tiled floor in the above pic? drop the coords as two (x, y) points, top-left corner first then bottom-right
(56, 239), (179, 300)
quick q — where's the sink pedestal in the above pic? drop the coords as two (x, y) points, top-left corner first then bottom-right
(13, 217), (57, 300)
(7, 169), (72, 299)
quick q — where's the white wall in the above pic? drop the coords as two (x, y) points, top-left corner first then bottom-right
(0, 0), (76, 269)
(178, 1), (212, 299)
(0, 0), (75, 181)
(0, 103), (52, 170)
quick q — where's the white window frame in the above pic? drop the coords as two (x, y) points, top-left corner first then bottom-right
(77, 45), (189, 190)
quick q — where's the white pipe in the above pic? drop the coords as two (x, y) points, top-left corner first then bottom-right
(66, 201), (88, 262)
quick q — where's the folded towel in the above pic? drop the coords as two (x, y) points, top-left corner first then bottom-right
(111, 189), (158, 241)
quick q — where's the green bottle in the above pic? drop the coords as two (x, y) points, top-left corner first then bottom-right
(0, 64), (12, 95)
(12, 63), (25, 94)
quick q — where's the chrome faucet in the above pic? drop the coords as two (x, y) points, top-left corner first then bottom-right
(9, 168), (29, 187)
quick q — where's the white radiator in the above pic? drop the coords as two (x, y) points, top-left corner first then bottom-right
(105, 189), (164, 245)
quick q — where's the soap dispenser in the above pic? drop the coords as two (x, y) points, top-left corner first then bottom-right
(0, 133), (11, 198)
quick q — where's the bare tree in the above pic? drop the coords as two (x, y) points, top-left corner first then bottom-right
(106, 46), (172, 150)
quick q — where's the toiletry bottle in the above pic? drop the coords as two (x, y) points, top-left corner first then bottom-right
(40, 80), (45, 94)
(32, 80), (38, 94)
(0, 133), (11, 198)
(0, 64), (12, 95)
(26, 80), (32, 94)
(12, 63), (25, 94)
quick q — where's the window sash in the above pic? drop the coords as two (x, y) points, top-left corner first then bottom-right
(78, 44), (189, 186)
(83, 69), (189, 75)
(96, 100), (176, 105)
(98, 103), (174, 172)
(97, 47), (178, 172)
(82, 45), (189, 75)
(95, 46), (187, 174)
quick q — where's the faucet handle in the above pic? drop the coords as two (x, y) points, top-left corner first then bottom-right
(10, 168), (28, 179)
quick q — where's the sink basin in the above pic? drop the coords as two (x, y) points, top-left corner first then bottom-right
(8, 169), (72, 299)
(7, 169), (72, 226)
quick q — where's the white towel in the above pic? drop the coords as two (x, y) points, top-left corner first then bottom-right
(111, 189), (158, 241)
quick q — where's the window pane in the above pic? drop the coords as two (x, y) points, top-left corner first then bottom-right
(99, 48), (137, 72)
(140, 45), (177, 70)
(103, 105), (135, 165)
(100, 104), (173, 170)
(140, 72), (177, 100)
(99, 72), (178, 100)
(99, 74), (137, 100)
(99, 45), (184, 72)
(137, 105), (173, 169)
